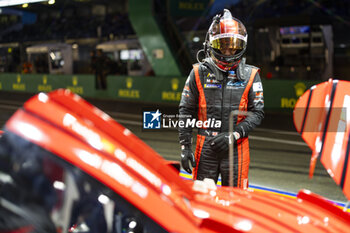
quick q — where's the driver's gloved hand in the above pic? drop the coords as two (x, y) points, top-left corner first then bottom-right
(180, 145), (196, 174)
(210, 132), (240, 154)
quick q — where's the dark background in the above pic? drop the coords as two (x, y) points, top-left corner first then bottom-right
(0, 0), (349, 80)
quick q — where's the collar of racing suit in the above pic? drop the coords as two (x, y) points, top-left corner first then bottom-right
(203, 57), (247, 82)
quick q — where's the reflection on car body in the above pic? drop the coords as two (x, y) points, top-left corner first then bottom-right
(0, 88), (349, 233)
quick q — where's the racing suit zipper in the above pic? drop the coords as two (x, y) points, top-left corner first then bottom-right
(220, 77), (226, 133)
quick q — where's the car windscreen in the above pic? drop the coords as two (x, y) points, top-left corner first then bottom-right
(0, 131), (168, 233)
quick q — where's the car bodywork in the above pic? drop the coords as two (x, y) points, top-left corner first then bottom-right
(294, 79), (350, 200)
(0, 88), (349, 232)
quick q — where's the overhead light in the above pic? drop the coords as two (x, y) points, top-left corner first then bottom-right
(48, 0), (55, 4)
(0, 1), (47, 7)
(22, 3), (28, 8)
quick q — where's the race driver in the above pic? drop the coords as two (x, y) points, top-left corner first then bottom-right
(178, 9), (264, 188)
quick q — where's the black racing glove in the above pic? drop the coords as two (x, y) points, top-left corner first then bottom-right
(210, 132), (240, 154)
(180, 145), (196, 174)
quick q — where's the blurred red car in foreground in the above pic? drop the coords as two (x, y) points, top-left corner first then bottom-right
(0, 88), (349, 233)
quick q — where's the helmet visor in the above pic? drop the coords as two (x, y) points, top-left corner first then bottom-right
(211, 35), (246, 56)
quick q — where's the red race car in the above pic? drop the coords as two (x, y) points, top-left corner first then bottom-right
(0, 88), (349, 233)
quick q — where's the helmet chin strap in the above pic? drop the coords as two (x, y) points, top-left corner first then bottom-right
(206, 56), (246, 82)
